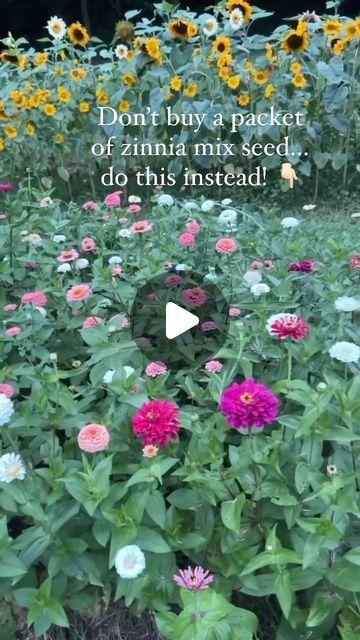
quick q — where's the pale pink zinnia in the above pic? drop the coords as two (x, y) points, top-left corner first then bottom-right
(186, 220), (201, 234)
(142, 444), (158, 458)
(205, 360), (223, 373)
(165, 274), (184, 287)
(5, 326), (22, 337)
(112, 265), (122, 277)
(173, 566), (214, 591)
(127, 204), (142, 213)
(66, 283), (92, 303)
(57, 248), (79, 263)
(182, 287), (209, 308)
(130, 220), (153, 233)
(0, 383), (15, 397)
(229, 307), (241, 317)
(201, 320), (216, 332)
(21, 291), (47, 307)
(77, 423), (110, 452)
(82, 200), (99, 210)
(82, 316), (102, 328)
(104, 190), (123, 207)
(349, 254), (360, 271)
(81, 236), (96, 252)
(3, 303), (17, 311)
(145, 361), (168, 377)
(215, 238), (237, 254)
(179, 232), (195, 247)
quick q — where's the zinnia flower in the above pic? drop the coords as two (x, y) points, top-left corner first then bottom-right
(114, 545), (146, 578)
(77, 423), (110, 452)
(81, 237), (96, 252)
(349, 254), (360, 271)
(104, 190), (123, 207)
(82, 316), (102, 328)
(82, 200), (99, 210)
(220, 379), (280, 431)
(179, 232), (196, 246)
(251, 283), (270, 297)
(174, 566), (214, 591)
(0, 452), (26, 483)
(3, 303), (17, 311)
(334, 297), (360, 312)
(182, 286), (209, 307)
(21, 291), (47, 307)
(130, 220), (153, 233)
(57, 248), (79, 262)
(165, 274), (184, 287)
(0, 383), (15, 397)
(215, 238), (237, 254)
(5, 326), (21, 337)
(281, 217), (299, 228)
(266, 313), (309, 339)
(158, 194), (174, 206)
(0, 393), (14, 425)
(186, 220), (201, 234)
(289, 260), (315, 272)
(66, 283), (92, 302)
(329, 342), (360, 363)
(205, 360), (223, 372)
(142, 444), (158, 458)
(145, 361), (168, 377)
(132, 399), (180, 446)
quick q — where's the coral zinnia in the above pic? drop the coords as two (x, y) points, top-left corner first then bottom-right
(266, 313), (309, 340)
(168, 18), (198, 40)
(67, 22), (90, 46)
(132, 399), (180, 446)
(220, 379), (279, 431)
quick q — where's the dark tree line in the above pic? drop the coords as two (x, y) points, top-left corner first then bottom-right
(1, 0), (358, 42)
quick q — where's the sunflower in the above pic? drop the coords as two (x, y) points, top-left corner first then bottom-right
(57, 87), (72, 102)
(145, 37), (163, 64)
(227, 74), (240, 89)
(219, 67), (230, 80)
(43, 103), (57, 116)
(79, 101), (90, 113)
(0, 101), (9, 120)
(291, 61), (302, 74)
(170, 76), (182, 91)
(122, 72), (136, 87)
(67, 22), (90, 46)
(226, 0), (253, 23)
(252, 69), (270, 85)
(95, 88), (109, 104)
(292, 74), (307, 89)
(0, 138), (5, 151)
(119, 100), (131, 112)
(115, 20), (135, 41)
(265, 42), (277, 63)
(237, 92), (250, 106)
(212, 35), (232, 55)
(0, 51), (20, 65)
(34, 52), (48, 65)
(344, 20), (360, 40)
(217, 52), (233, 68)
(332, 38), (349, 55)
(55, 132), (64, 144)
(168, 18), (198, 40)
(70, 67), (87, 81)
(323, 19), (342, 36)
(4, 125), (18, 138)
(25, 123), (36, 135)
(282, 28), (309, 54)
(184, 83), (198, 98)
(264, 83), (275, 99)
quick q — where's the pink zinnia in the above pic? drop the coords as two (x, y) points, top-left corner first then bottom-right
(349, 254), (360, 271)
(26, 261), (36, 269)
(82, 200), (98, 210)
(132, 399), (180, 446)
(5, 326), (22, 337)
(220, 379), (280, 431)
(266, 313), (309, 340)
(142, 444), (158, 458)
(109, 314), (129, 330)
(289, 260), (315, 273)
(77, 423), (110, 452)
(205, 360), (223, 373)
(66, 283), (92, 303)
(186, 220), (201, 234)
(215, 238), (237, 254)
(173, 566), (214, 591)
(182, 287), (209, 308)
(201, 320), (217, 332)
(3, 303), (17, 311)
(82, 316), (102, 328)
(229, 307), (241, 317)
(165, 274), (184, 287)
(81, 236), (96, 252)
(251, 260), (263, 270)
(127, 204), (142, 213)
(0, 383), (15, 397)
(0, 183), (14, 191)
(145, 361), (168, 377)
(21, 291), (47, 307)
(112, 265), (122, 277)
(104, 190), (123, 207)
(130, 220), (153, 233)
(57, 248), (79, 263)
(263, 259), (274, 269)
(179, 232), (195, 247)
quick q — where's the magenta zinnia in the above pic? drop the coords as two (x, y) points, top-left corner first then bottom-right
(220, 379), (280, 431)
(289, 260), (315, 272)
(132, 399), (180, 446)
(173, 566), (214, 591)
(266, 313), (309, 340)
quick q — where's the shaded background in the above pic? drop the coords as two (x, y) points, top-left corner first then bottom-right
(1, 0), (358, 42)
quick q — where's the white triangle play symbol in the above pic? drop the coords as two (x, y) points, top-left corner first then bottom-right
(166, 302), (199, 340)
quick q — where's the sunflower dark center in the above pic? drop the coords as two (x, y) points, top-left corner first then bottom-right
(74, 28), (85, 40)
(287, 34), (304, 49)
(173, 21), (188, 35)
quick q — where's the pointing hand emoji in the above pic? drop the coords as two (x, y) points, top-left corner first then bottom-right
(281, 162), (298, 189)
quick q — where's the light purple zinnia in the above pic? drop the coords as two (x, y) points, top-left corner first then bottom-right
(219, 379), (280, 431)
(173, 566), (214, 591)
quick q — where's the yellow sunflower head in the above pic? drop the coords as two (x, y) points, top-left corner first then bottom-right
(252, 69), (270, 85)
(292, 74), (307, 89)
(115, 20), (135, 41)
(67, 22), (90, 46)
(344, 20), (360, 40)
(237, 92), (250, 106)
(323, 19), (342, 36)
(212, 35), (232, 56)
(226, 0), (253, 23)
(168, 18), (198, 40)
(282, 29), (309, 54)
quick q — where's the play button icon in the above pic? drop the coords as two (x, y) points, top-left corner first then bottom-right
(130, 271), (229, 369)
(166, 303), (199, 339)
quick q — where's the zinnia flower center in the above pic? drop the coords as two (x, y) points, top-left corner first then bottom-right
(7, 464), (22, 477)
(240, 392), (254, 404)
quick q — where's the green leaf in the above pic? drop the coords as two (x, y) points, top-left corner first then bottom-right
(135, 527), (171, 553)
(145, 491), (167, 528)
(275, 571), (292, 619)
(327, 560), (360, 591)
(221, 494), (246, 532)
(306, 591), (341, 627)
(344, 548), (360, 566)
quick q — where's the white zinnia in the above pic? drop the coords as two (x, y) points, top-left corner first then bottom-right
(0, 452), (26, 483)
(334, 297), (360, 312)
(329, 342), (360, 363)
(46, 16), (66, 40)
(204, 272), (218, 283)
(53, 234), (66, 243)
(114, 545), (146, 579)
(103, 369), (115, 384)
(229, 8), (244, 31)
(183, 201), (199, 211)
(218, 209), (237, 229)
(27, 234), (42, 246)
(203, 16), (218, 37)
(128, 195), (142, 204)
(221, 198), (232, 206)
(26, 307), (46, 319)
(281, 217), (300, 229)
(115, 44), (128, 59)
(251, 283), (270, 297)
(244, 270), (262, 287)
(75, 258), (89, 270)
(158, 194), (174, 207)
(303, 204), (316, 211)
(201, 200), (215, 212)
(108, 256), (123, 265)
(0, 394), (14, 426)
(175, 263), (191, 272)
(57, 263), (71, 273)
(118, 229), (132, 238)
